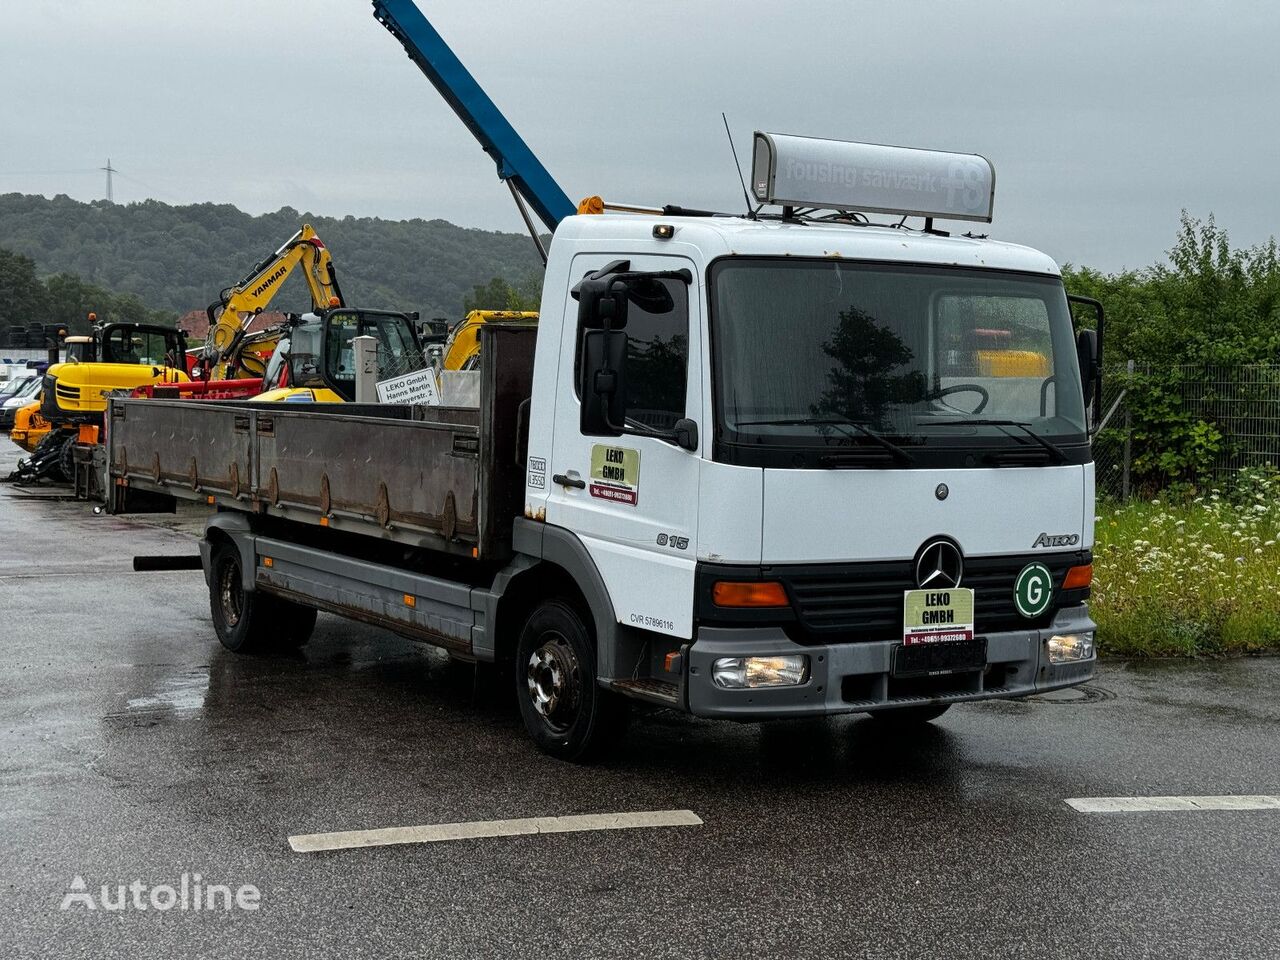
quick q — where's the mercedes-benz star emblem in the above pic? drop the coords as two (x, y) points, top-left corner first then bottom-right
(935, 483), (949, 501)
(916, 539), (964, 589)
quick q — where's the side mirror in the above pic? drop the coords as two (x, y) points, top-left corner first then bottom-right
(1075, 328), (1098, 406)
(579, 327), (628, 436)
(1067, 294), (1104, 429)
(673, 417), (699, 452)
(575, 278), (629, 331)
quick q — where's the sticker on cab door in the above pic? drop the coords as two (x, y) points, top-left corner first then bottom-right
(589, 444), (640, 506)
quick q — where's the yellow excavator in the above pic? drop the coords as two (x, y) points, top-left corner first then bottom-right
(7, 319), (190, 481)
(196, 223), (344, 382)
(439, 309), (538, 370)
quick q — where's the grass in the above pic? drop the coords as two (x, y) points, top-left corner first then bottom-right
(1092, 469), (1280, 657)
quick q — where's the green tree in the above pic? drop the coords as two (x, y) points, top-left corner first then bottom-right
(461, 273), (542, 313)
(0, 247), (51, 326)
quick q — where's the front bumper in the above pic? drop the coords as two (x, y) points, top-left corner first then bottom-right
(686, 605), (1096, 720)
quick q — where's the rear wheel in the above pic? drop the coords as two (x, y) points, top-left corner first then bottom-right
(209, 541), (279, 654)
(868, 703), (951, 726)
(515, 599), (627, 762)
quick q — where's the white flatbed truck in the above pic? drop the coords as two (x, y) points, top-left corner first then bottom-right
(107, 134), (1103, 760)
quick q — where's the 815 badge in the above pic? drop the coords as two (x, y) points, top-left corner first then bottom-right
(656, 533), (689, 550)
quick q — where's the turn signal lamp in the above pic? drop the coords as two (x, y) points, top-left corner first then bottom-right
(1063, 564), (1093, 589)
(712, 580), (788, 608)
(328, 296), (341, 307)
(712, 655), (809, 688)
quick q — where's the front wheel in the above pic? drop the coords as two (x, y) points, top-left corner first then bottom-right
(515, 599), (627, 762)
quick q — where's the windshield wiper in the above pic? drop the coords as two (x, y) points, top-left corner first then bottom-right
(734, 416), (915, 465)
(927, 419), (1068, 463)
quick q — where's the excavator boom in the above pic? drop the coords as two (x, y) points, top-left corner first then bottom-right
(200, 224), (344, 378)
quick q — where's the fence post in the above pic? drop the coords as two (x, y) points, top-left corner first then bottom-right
(1121, 358), (1134, 499)
(353, 335), (379, 404)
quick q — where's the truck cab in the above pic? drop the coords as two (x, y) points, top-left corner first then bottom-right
(522, 211), (1096, 727)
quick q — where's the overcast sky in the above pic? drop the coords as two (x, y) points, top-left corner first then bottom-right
(1, 0), (1276, 273)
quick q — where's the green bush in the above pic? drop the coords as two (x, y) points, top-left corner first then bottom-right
(1093, 468), (1280, 657)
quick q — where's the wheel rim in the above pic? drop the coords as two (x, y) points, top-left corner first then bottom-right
(218, 559), (243, 628)
(525, 633), (582, 732)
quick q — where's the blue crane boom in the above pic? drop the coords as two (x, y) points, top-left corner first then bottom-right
(371, 0), (576, 242)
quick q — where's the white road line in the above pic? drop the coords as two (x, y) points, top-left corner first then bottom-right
(1066, 795), (1280, 814)
(288, 809), (703, 854)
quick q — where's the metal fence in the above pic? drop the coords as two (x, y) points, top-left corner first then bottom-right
(1093, 362), (1280, 500)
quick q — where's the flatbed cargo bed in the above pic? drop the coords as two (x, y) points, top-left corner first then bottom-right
(106, 325), (536, 561)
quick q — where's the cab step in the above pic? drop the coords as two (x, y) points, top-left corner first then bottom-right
(611, 678), (680, 707)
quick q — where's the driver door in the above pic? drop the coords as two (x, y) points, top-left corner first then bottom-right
(546, 253), (703, 641)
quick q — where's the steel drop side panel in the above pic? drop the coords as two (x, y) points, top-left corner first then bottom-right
(107, 325), (537, 561)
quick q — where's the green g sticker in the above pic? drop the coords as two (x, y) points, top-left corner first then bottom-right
(1014, 563), (1054, 618)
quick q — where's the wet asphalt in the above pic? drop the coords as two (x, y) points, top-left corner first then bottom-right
(0, 438), (1278, 959)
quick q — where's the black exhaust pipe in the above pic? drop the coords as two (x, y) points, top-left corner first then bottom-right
(132, 555), (203, 572)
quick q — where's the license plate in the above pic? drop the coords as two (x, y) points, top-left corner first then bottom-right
(893, 637), (987, 677)
(903, 587), (975, 645)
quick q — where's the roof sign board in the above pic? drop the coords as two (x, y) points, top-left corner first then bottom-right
(751, 132), (995, 223)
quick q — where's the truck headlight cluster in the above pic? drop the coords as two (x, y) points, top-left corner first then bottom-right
(712, 655), (809, 689)
(1047, 632), (1095, 663)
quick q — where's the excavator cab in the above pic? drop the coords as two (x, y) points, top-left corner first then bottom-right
(255, 309), (422, 403)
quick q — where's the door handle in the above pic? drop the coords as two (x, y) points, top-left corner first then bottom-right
(552, 473), (586, 489)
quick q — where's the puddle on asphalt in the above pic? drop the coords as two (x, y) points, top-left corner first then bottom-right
(1022, 683), (1117, 704)
(117, 668), (210, 718)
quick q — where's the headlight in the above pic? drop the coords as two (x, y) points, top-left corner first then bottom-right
(712, 655), (809, 688)
(1047, 632), (1095, 663)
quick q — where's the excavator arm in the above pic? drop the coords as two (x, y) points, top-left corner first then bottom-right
(199, 224), (344, 379)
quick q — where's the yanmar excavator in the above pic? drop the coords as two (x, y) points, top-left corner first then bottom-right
(195, 224), (344, 383)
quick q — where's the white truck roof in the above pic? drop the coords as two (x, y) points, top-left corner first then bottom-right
(551, 214), (1062, 277)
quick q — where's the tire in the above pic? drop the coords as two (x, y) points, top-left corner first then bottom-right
(868, 703), (951, 726)
(515, 599), (628, 762)
(208, 541), (278, 654)
(56, 433), (77, 483)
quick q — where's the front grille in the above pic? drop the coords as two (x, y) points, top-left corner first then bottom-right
(777, 551), (1087, 643)
(55, 384), (81, 400)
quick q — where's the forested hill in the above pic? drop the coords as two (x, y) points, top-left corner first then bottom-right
(0, 193), (542, 321)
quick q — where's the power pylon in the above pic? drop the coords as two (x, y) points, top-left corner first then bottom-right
(100, 158), (116, 202)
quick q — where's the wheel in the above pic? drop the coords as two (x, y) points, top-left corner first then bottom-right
(208, 541), (278, 654)
(515, 599), (628, 762)
(56, 433), (77, 482)
(868, 703), (951, 726)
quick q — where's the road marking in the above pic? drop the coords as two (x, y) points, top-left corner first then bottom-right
(1066, 795), (1280, 813)
(288, 809), (703, 854)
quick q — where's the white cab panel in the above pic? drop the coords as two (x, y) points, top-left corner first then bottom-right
(761, 466), (1086, 563)
(697, 461), (763, 564)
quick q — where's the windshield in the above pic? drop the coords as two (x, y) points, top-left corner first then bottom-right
(323, 311), (425, 391)
(0, 376), (35, 400)
(709, 259), (1088, 467)
(102, 327), (182, 367)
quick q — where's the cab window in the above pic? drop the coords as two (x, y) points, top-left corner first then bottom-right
(574, 275), (689, 432)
